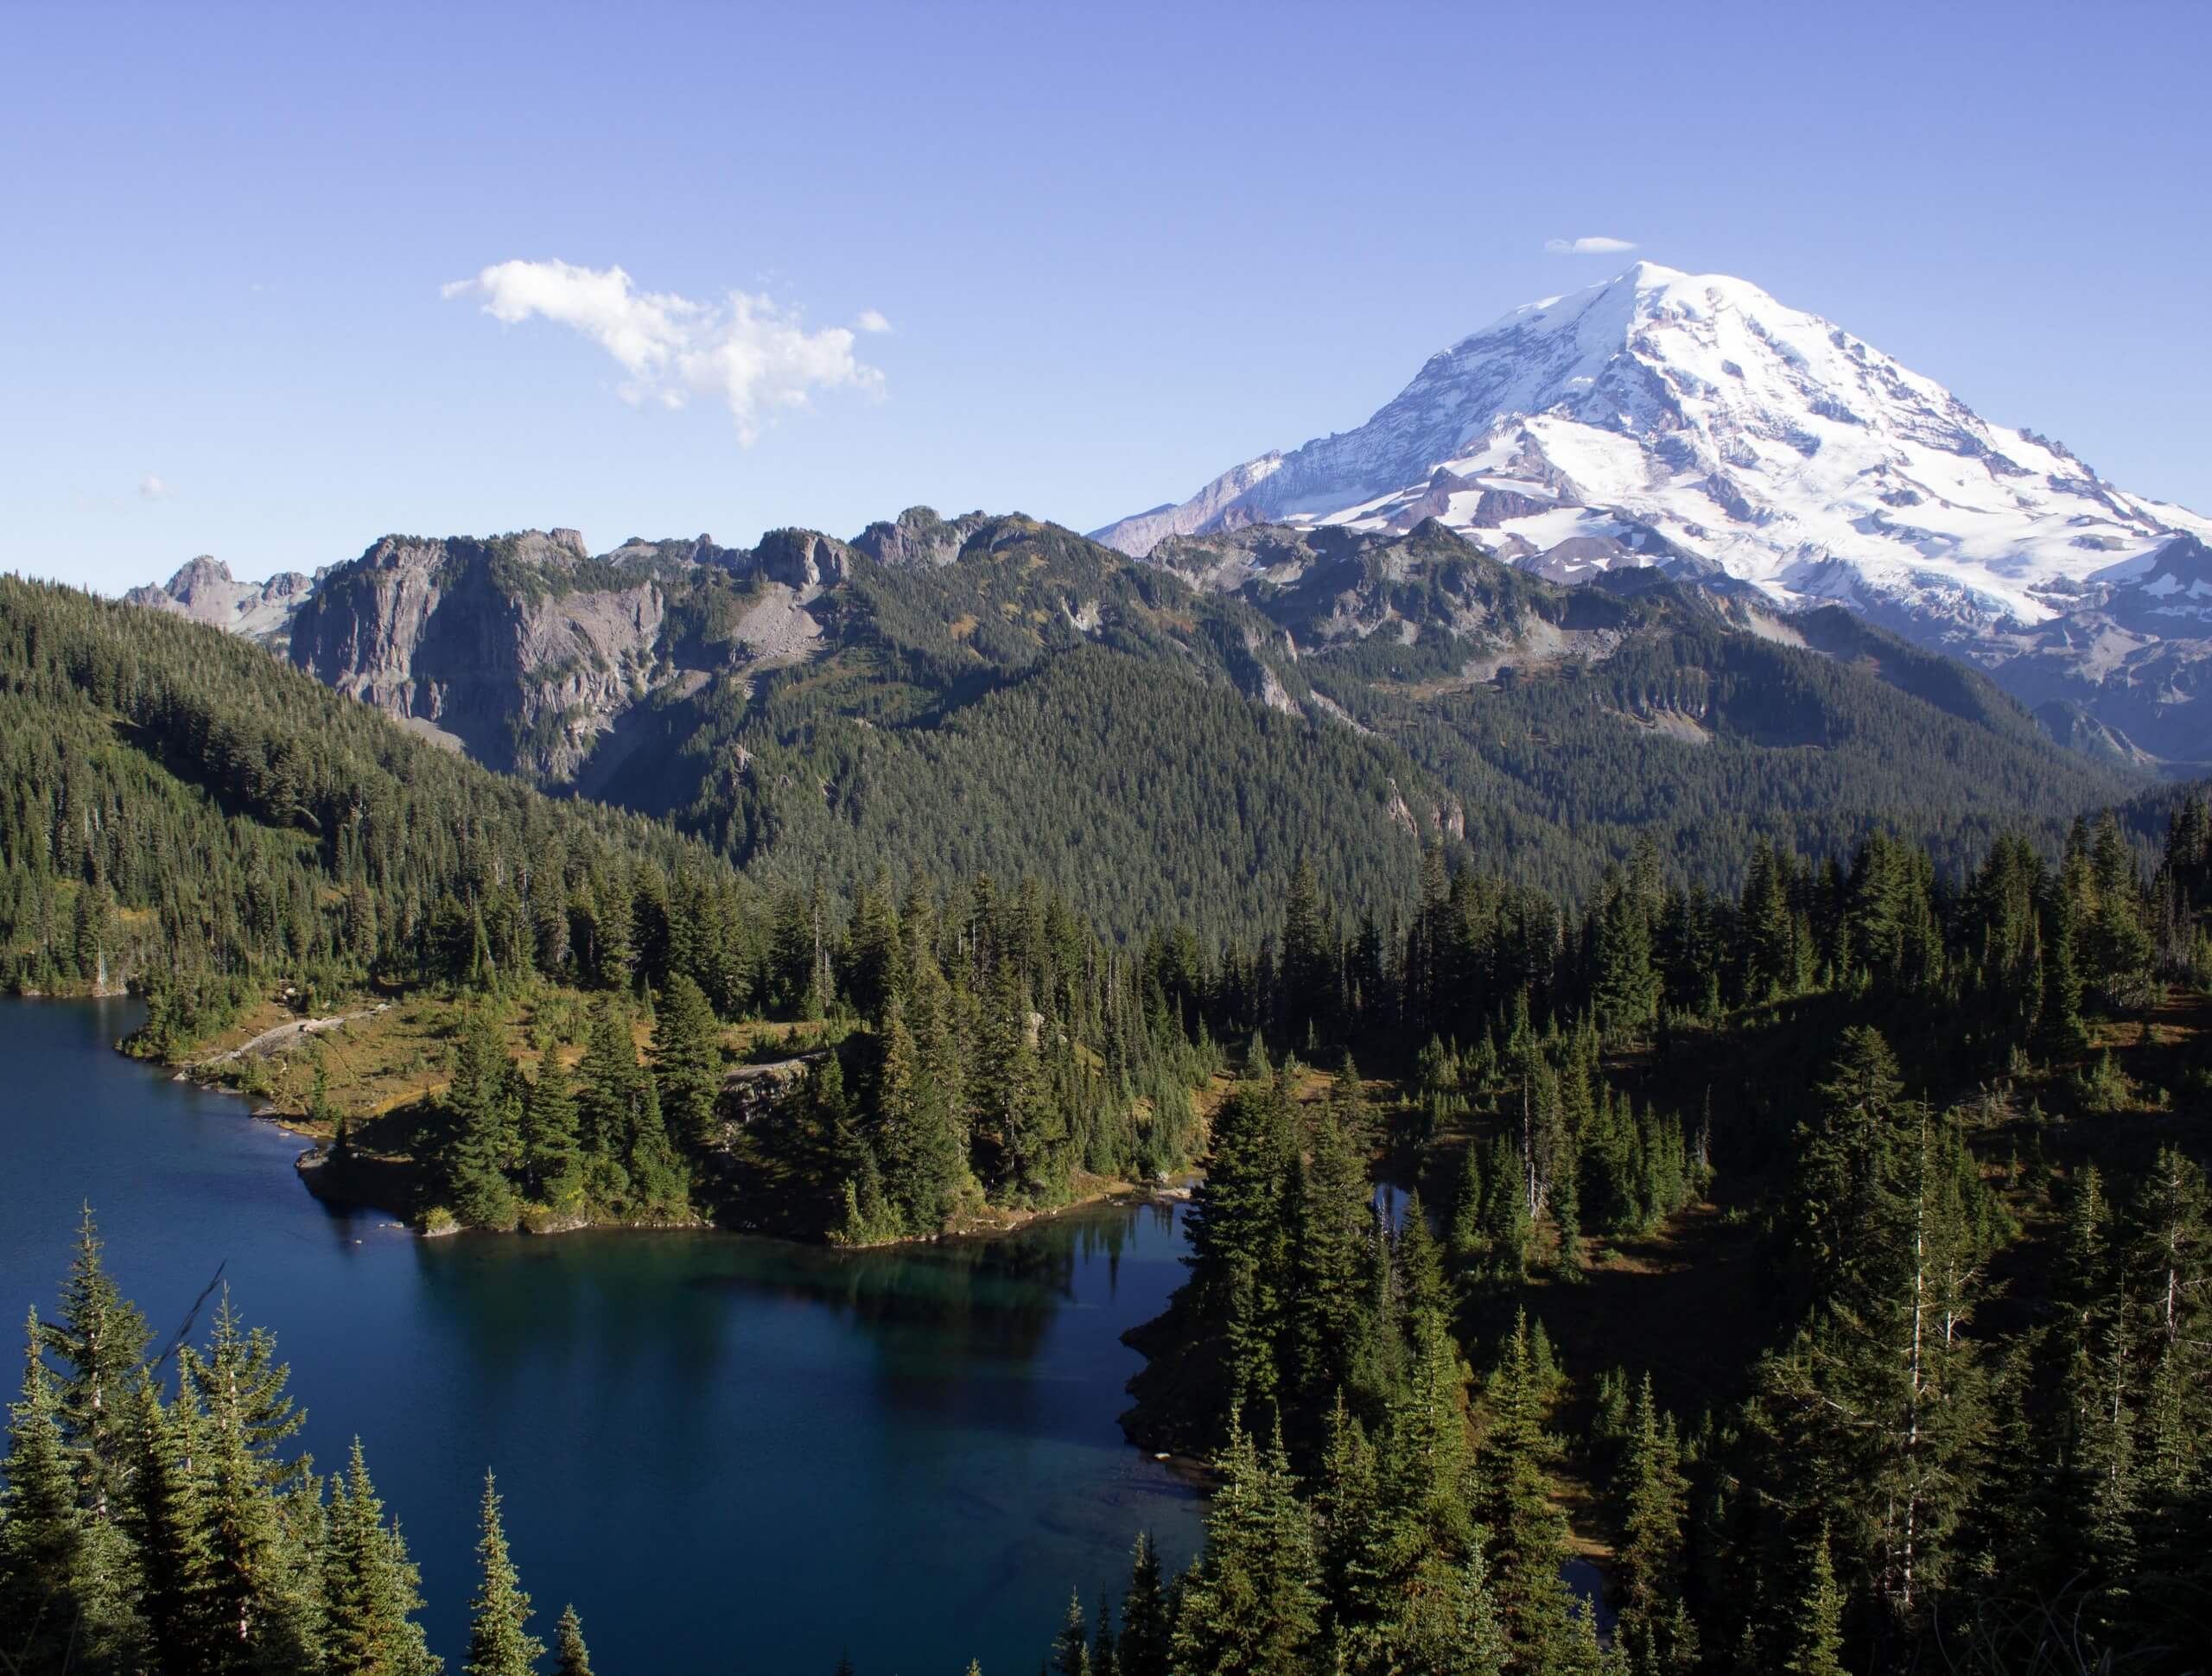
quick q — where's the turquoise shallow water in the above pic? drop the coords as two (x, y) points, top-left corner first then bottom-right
(0, 999), (1202, 1674)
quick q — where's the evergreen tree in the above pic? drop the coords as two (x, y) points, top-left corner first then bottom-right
(1450, 1140), (1487, 1273)
(1612, 1375), (1693, 1676)
(2040, 905), (2088, 1052)
(1592, 864), (1661, 1035)
(1, 1317), (137, 1671)
(875, 992), (967, 1232)
(463, 1473), (544, 1676)
(1473, 1314), (1580, 1674)
(575, 1000), (640, 1163)
(446, 1010), (523, 1230)
(978, 957), (1054, 1201)
(1780, 1529), (1846, 1676)
(1185, 1081), (1296, 1432)
(1278, 854), (1334, 1046)
(1170, 1419), (1321, 1676)
(1117, 1532), (1172, 1676)
(1396, 1193), (1450, 1327)
(553, 1603), (595, 1676)
(1311, 1393), (1380, 1652)
(1792, 1026), (1906, 1309)
(2120, 1145), (2212, 1642)
(1053, 1590), (1091, 1676)
(652, 972), (723, 1152)
(324, 1439), (440, 1676)
(187, 1289), (308, 1489)
(524, 1053), (584, 1209)
(38, 1204), (150, 1514)
(190, 1329), (321, 1671)
(121, 1374), (217, 1663)
(1092, 1599), (1120, 1676)
(1478, 1134), (1534, 1286)
(1290, 1100), (1375, 1424)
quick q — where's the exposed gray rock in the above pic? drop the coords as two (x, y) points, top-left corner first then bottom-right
(125, 556), (319, 646)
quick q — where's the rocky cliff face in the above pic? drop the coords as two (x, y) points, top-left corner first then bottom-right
(139, 511), (984, 786)
(286, 529), (670, 778)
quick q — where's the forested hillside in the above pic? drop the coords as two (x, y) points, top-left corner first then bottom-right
(540, 514), (2145, 914)
(0, 576), (757, 1045)
(140, 512), (2139, 934)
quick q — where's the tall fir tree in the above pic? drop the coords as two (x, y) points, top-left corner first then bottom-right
(1780, 1529), (1846, 1676)
(463, 1473), (543, 1676)
(323, 1439), (440, 1676)
(1613, 1375), (1694, 1676)
(2, 1317), (137, 1671)
(1472, 1314), (1580, 1675)
(445, 1010), (523, 1230)
(38, 1204), (150, 1515)
(553, 1603), (595, 1676)
(1053, 1590), (1092, 1676)
(1170, 1419), (1322, 1676)
(523, 1052), (585, 1209)
(1117, 1531), (1172, 1676)
(651, 973), (723, 1153)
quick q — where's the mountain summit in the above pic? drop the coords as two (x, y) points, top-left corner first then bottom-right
(1093, 263), (2212, 638)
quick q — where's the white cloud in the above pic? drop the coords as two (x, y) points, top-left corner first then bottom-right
(442, 258), (886, 444)
(1545, 235), (1638, 255)
(138, 474), (172, 500)
(855, 308), (893, 335)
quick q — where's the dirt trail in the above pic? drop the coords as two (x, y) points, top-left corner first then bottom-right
(198, 1006), (387, 1068)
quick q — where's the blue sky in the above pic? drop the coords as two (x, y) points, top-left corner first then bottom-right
(6, 0), (2208, 592)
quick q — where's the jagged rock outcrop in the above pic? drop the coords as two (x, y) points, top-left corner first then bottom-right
(850, 506), (991, 568)
(286, 530), (668, 777)
(146, 514), (1037, 788)
(126, 556), (319, 646)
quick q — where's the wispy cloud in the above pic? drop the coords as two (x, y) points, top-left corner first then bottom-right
(138, 474), (173, 500)
(442, 258), (886, 444)
(1545, 235), (1638, 255)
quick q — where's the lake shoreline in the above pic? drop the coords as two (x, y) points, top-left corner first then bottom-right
(126, 1023), (1199, 1254)
(118, 991), (1204, 1254)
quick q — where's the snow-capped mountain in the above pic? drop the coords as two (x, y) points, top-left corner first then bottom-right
(1093, 263), (2212, 643)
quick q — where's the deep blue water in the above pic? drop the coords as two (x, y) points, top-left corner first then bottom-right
(0, 999), (1202, 1675)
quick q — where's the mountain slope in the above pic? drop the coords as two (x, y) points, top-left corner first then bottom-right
(1140, 518), (2135, 896)
(127, 511), (2136, 930)
(1094, 263), (2212, 756)
(0, 573), (763, 1018)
